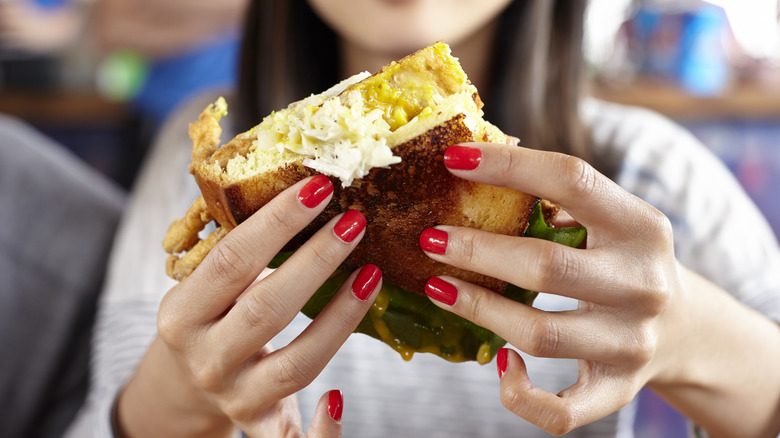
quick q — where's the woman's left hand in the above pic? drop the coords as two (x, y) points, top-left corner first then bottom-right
(420, 142), (682, 435)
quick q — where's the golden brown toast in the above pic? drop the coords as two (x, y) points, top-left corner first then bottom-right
(164, 42), (539, 295)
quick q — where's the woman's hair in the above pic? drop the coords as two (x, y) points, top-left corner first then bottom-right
(236, 0), (589, 159)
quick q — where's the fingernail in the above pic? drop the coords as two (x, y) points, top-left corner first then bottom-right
(352, 264), (382, 301)
(497, 348), (508, 378)
(328, 389), (343, 422)
(334, 209), (366, 243)
(420, 228), (448, 255)
(443, 145), (482, 170)
(425, 277), (458, 306)
(297, 175), (333, 208)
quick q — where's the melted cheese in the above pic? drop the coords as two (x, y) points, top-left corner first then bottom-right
(365, 287), (493, 364)
(226, 61), (446, 188)
(353, 70), (443, 131)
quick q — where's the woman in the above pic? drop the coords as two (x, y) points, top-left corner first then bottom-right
(66, 0), (780, 437)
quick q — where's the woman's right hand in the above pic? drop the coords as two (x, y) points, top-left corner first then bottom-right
(116, 175), (383, 438)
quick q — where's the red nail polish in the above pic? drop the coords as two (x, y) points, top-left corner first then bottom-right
(328, 389), (343, 422)
(420, 228), (448, 254)
(298, 175), (333, 208)
(497, 348), (508, 378)
(425, 277), (458, 306)
(443, 145), (482, 170)
(334, 209), (366, 243)
(352, 264), (382, 301)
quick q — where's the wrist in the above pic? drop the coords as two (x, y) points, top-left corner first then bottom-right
(647, 264), (780, 438)
(116, 337), (235, 438)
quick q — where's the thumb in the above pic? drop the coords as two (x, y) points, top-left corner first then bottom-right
(306, 390), (343, 438)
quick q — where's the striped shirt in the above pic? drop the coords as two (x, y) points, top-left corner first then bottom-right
(65, 96), (780, 438)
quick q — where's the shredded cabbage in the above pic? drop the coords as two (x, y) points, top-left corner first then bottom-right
(252, 72), (402, 187)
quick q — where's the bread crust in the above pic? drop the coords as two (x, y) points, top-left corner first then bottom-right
(192, 113), (538, 295)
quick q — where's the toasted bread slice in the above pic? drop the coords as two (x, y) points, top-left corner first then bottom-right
(166, 42), (538, 295)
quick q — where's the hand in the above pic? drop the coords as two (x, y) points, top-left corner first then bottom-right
(117, 175), (383, 437)
(420, 143), (680, 434)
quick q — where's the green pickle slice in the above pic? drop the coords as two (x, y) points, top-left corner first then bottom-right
(269, 202), (586, 364)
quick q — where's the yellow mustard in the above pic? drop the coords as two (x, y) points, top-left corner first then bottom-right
(353, 70), (440, 131)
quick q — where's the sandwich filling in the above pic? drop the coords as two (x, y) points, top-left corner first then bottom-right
(243, 72), (405, 187)
(219, 42), (469, 187)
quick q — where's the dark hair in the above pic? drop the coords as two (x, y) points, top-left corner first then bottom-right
(236, 0), (589, 160)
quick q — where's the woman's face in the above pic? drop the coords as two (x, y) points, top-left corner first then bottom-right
(307, 0), (513, 55)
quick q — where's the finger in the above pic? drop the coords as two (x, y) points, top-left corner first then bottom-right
(420, 225), (628, 304)
(443, 143), (648, 235)
(550, 209), (582, 229)
(162, 175), (334, 325)
(306, 390), (343, 437)
(236, 265), (381, 403)
(498, 349), (635, 435)
(211, 212), (369, 367)
(424, 276), (630, 361)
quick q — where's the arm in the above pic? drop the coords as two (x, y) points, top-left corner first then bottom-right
(420, 143), (780, 437)
(652, 265), (780, 438)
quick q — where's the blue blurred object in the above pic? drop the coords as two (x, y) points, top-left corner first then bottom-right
(626, 3), (730, 96)
(131, 35), (239, 123)
(32, 0), (68, 10)
(677, 5), (729, 95)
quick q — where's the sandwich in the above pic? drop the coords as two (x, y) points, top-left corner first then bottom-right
(163, 42), (585, 364)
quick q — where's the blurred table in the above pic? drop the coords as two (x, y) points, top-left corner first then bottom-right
(0, 91), (142, 189)
(0, 91), (129, 124)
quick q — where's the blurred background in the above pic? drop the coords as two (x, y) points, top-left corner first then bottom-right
(0, 0), (244, 189)
(588, 0), (780, 252)
(1, 0), (778, 436)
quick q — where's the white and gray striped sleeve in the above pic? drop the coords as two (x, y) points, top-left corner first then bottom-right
(64, 93), (220, 437)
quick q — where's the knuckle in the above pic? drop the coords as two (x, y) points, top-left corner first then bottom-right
(499, 378), (581, 436)
(455, 229), (484, 266)
(562, 155), (599, 199)
(156, 306), (180, 347)
(534, 244), (578, 290)
(635, 263), (672, 314)
(466, 288), (491, 325)
(307, 242), (342, 275)
(190, 358), (226, 393)
(642, 206), (675, 250)
(500, 382), (524, 414)
(208, 238), (250, 280)
(260, 203), (299, 238)
(643, 285), (670, 316)
(156, 298), (179, 342)
(156, 291), (190, 349)
(524, 314), (562, 358)
(626, 326), (658, 366)
(240, 289), (289, 334)
(497, 145), (517, 179)
(271, 350), (318, 393)
(328, 297), (363, 333)
(544, 408), (580, 436)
